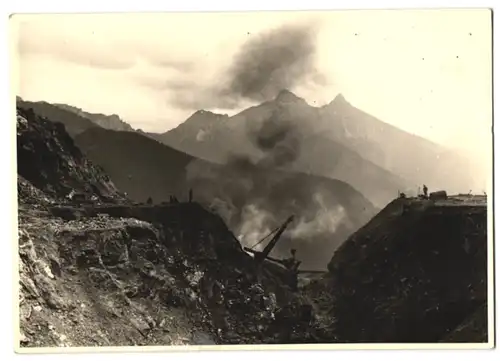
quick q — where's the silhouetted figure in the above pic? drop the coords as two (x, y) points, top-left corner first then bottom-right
(146, 196), (153, 205)
(189, 189), (193, 203)
(283, 249), (301, 291)
(423, 184), (428, 198)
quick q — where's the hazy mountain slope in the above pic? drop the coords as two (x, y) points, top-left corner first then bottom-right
(55, 103), (135, 132)
(17, 99), (99, 138)
(288, 133), (408, 206)
(72, 125), (377, 270)
(185, 159), (377, 269)
(155, 90), (477, 206)
(317, 95), (477, 193)
(74, 127), (196, 203)
(157, 110), (230, 164)
(155, 91), (409, 207)
(155, 90), (317, 164)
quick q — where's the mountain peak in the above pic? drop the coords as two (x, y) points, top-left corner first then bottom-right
(183, 109), (228, 128)
(189, 109), (227, 119)
(194, 109), (215, 116)
(330, 93), (349, 106)
(334, 93), (347, 102)
(274, 89), (303, 103)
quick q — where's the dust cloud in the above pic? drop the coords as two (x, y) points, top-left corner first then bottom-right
(185, 108), (352, 269)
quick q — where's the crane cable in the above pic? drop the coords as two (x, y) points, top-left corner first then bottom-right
(249, 225), (281, 250)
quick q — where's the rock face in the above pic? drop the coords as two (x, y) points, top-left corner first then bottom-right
(308, 196), (488, 343)
(16, 107), (123, 202)
(19, 197), (327, 347)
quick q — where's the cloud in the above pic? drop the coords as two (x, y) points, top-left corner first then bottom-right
(133, 21), (325, 112)
(17, 21), (136, 70)
(16, 17), (198, 73)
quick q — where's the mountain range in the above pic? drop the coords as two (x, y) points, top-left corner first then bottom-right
(16, 91), (476, 268)
(151, 90), (476, 207)
(17, 98), (135, 136)
(18, 90), (475, 207)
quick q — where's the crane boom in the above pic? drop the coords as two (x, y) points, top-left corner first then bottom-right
(253, 215), (295, 264)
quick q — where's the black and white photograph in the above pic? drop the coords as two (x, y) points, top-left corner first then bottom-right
(11, 9), (493, 350)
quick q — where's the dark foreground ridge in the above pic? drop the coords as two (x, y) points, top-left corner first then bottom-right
(307, 195), (488, 343)
(17, 106), (489, 347)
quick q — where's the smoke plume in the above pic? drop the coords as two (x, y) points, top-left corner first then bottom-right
(249, 109), (301, 168)
(217, 22), (323, 105)
(157, 21), (323, 111)
(236, 203), (274, 251)
(180, 21), (360, 269)
(289, 193), (347, 239)
(186, 107), (355, 269)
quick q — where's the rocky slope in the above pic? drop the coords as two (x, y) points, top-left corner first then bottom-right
(16, 107), (329, 348)
(16, 107), (123, 202)
(73, 127), (196, 203)
(307, 195), (488, 343)
(19, 196), (331, 347)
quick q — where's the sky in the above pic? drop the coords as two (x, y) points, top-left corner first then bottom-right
(12, 10), (492, 170)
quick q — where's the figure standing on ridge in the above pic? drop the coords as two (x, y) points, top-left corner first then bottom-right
(423, 184), (428, 198)
(283, 249), (301, 291)
(189, 188), (193, 203)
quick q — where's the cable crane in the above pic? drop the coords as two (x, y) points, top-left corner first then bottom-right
(243, 215), (295, 265)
